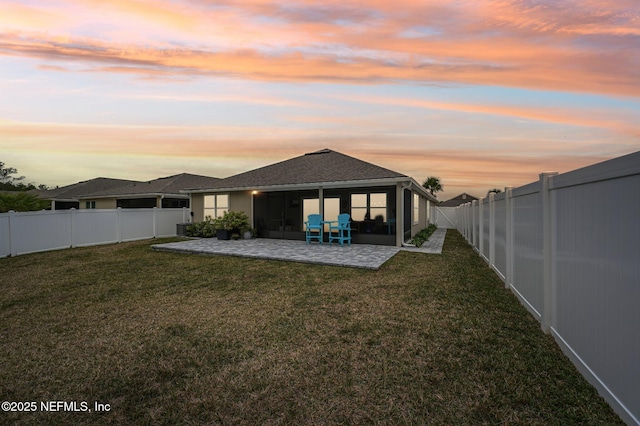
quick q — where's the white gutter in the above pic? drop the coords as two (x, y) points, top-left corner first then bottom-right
(181, 177), (413, 194)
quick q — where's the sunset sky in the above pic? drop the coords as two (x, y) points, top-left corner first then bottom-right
(1, 0), (639, 200)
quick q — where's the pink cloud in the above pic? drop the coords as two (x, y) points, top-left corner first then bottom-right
(0, 0), (637, 96)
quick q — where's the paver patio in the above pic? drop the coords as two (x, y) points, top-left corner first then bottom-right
(152, 229), (446, 269)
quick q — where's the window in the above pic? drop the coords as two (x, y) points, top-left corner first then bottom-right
(85, 201), (96, 209)
(370, 193), (387, 222)
(351, 194), (368, 221)
(413, 193), (420, 225)
(204, 194), (229, 219)
(351, 193), (387, 221)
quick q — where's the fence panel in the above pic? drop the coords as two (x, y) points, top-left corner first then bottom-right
(0, 208), (187, 257)
(511, 182), (543, 319)
(493, 194), (507, 279)
(156, 209), (186, 237)
(119, 209), (156, 241)
(0, 214), (10, 258)
(552, 171), (640, 425)
(73, 210), (118, 247)
(481, 198), (490, 260)
(10, 210), (72, 256)
(473, 201), (480, 248)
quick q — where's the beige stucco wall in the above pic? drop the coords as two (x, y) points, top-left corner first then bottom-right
(79, 198), (117, 209)
(191, 191), (253, 224)
(191, 193), (205, 222)
(230, 191), (253, 226)
(410, 191), (431, 237)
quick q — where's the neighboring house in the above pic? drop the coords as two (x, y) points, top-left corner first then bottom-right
(185, 149), (438, 246)
(77, 173), (220, 209)
(38, 174), (220, 210)
(37, 178), (140, 210)
(439, 193), (478, 207)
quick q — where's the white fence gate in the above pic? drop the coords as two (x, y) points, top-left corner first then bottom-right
(434, 206), (458, 229)
(0, 207), (190, 258)
(456, 151), (640, 425)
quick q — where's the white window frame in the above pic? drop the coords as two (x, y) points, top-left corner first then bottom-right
(204, 194), (229, 219)
(413, 193), (420, 225)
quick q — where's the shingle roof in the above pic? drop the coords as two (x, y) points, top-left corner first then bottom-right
(38, 178), (140, 200)
(439, 193), (478, 207)
(84, 173), (220, 197)
(196, 149), (407, 191)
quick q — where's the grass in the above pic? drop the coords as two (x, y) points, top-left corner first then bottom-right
(0, 232), (623, 425)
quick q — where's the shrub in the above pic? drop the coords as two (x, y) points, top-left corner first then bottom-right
(0, 192), (50, 213)
(214, 211), (250, 233)
(186, 216), (216, 238)
(410, 224), (438, 247)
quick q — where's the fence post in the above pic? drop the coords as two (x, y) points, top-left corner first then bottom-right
(116, 207), (122, 243)
(471, 200), (477, 249)
(70, 208), (76, 248)
(153, 207), (158, 238)
(489, 193), (495, 269)
(478, 198), (483, 255)
(8, 210), (16, 257)
(541, 172), (558, 333)
(505, 186), (514, 290)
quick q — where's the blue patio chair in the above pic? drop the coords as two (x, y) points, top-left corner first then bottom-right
(305, 214), (323, 244)
(328, 213), (352, 246)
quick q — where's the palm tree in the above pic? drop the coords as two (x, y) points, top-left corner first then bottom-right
(422, 177), (443, 196)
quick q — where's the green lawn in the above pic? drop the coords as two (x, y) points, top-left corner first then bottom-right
(0, 232), (623, 425)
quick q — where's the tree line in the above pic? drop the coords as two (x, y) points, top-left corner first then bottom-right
(0, 161), (51, 212)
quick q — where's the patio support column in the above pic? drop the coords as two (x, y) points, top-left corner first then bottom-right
(250, 191), (255, 229)
(395, 183), (403, 247)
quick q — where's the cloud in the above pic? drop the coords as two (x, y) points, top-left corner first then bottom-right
(0, 0), (638, 96)
(321, 93), (640, 137)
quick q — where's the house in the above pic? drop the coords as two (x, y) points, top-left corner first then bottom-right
(37, 178), (140, 210)
(439, 193), (478, 207)
(38, 174), (220, 210)
(77, 173), (220, 209)
(185, 149), (438, 246)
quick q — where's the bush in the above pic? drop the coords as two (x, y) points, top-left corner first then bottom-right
(410, 224), (438, 247)
(0, 192), (50, 213)
(186, 216), (216, 238)
(214, 211), (250, 233)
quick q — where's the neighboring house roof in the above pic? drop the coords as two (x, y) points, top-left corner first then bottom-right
(81, 173), (221, 199)
(187, 148), (438, 202)
(439, 193), (478, 207)
(37, 178), (141, 201)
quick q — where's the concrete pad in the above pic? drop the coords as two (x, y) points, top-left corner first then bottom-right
(152, 238), (400, 270)
(400, 228), (447, 254)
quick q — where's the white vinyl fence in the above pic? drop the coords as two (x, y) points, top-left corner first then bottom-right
(434, 206), (458, 229)
(0, 207), (190, 258)
(456, 151), (640, 426)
